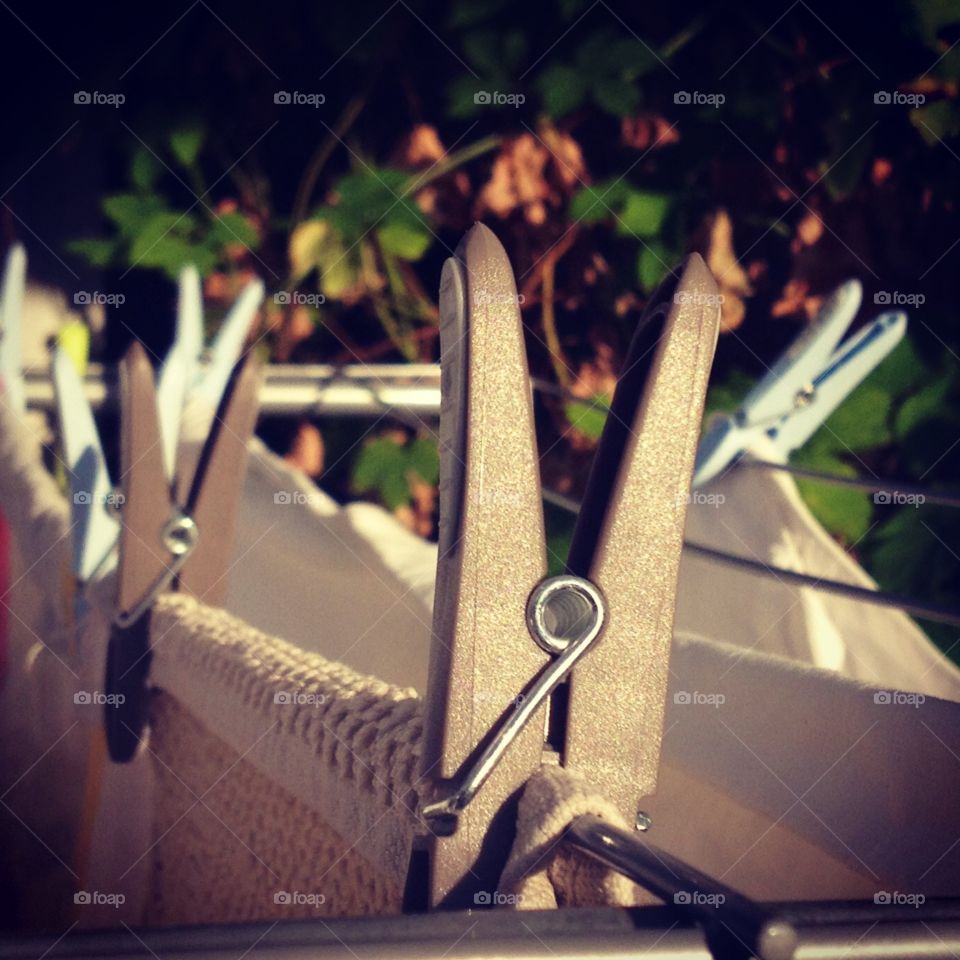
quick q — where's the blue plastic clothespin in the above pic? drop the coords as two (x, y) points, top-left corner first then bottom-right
(693, 280), (907, 488)
(53, 264), (264, 587)
(0, 245), (26, 413)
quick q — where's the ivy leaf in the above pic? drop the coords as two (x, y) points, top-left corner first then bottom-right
(637, 242), (671, 291)
(169, 126), (204, 169)
(864, 335), (927, 397)
(102, 193), (167, 238)
(564, 393), (610, 441)
(377, 220), (431, 260)
(616, 190), (671, 238)
(793, 448), (872, 542)
(131, 147), (161, 191)
(569, 179), (629, 223)
(208, 211), (260, 250)
(910, 100), (960, 146)
(462, 28), (505, 76)
(592, 74), (641, 116)
(126, 211), (211, 278)
(67, 237), (118, 268)
(896, 373), (953, 437)
(408, 438), (440, 485)
(814, 383), (892, 453)
(352, 437), (406, 496)
(537, 64), (586, 118)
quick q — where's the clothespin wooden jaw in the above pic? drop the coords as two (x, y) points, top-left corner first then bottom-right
(418, 224), (720, 907)
(104, 341), (262, 762)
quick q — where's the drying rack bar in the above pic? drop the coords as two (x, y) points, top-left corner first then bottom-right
(2, 903), (958, 960)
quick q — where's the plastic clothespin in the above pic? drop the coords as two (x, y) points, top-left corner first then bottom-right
(0, 245), (26, 413)
(53, 266), (264, 590)
(693, 280), (907, 487)
(416, 224), (720, 907)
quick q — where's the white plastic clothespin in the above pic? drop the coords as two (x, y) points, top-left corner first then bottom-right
(53, 265), (264, 588)
(693, 280), (907, 487)
(0, 245), (26, 413)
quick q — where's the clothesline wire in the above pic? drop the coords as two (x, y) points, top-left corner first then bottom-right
(541, 488), (960, 629)
(24, 364), (960, 509)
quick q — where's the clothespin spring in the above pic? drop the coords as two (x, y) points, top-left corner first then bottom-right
(114, 514), (198, 629)
(420, 575), (606, 836)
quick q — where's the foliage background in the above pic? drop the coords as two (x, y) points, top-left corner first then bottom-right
(0, 0), (958, 653)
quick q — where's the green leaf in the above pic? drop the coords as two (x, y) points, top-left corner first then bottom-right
(446, 74), (490, 118)
(616, 190), (671, 238)
(377, 219), (431, 260)
(896, 373), (953, 437)
(606, 37), (660, 78)
(130, 147), (161, 191)
(380, 469), (411, 511)
(703, 369), (755, 421)
(351, 437), (406, 494)
(637, 242), (671, 291)
(814, 383), (892, 453)
(66, 237), (118, 268)
(408, 438), (440, 485)
(462, 28), (504, 76)
(591, 74), (641, 115)
(102, 193), (167, 238)
(569, 179), (629, 223)
(169, 126), (204, 169)
(796, 466), (873, 543)
(864, 336), (927, 397)
(910, 100), (960, 146)
(537, 64), (586, 118)
(208, 211), (260, 250)
(564, 393), (610, 440)
(127, 212), (205, 277)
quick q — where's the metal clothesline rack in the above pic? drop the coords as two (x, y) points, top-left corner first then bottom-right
(23, 362), (960, 629)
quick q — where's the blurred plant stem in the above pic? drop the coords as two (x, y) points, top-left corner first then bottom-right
(402, 134), (501, 196)
(292, 91), (371, 227)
